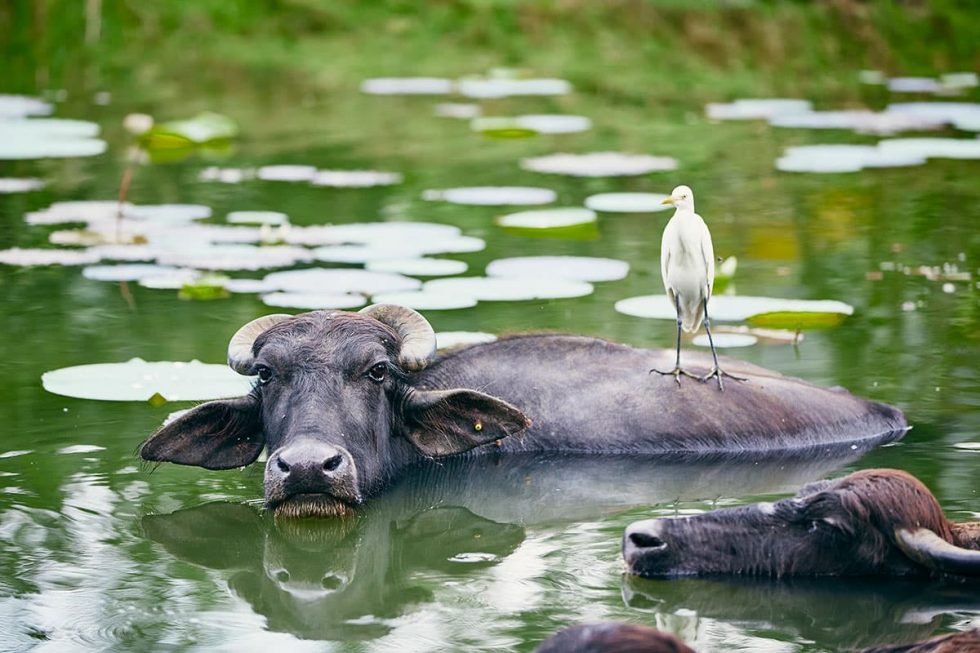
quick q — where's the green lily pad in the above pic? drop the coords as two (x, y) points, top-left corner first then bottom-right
(140, 112), (238, 149)
(746, 311), (849, 330)
(471, 118), (538, 139)
(179, 274), (232, 301)
(42, 358), (253, 402)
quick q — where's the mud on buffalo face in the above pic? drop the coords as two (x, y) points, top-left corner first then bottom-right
(139, 305), (529, 517)
(624, 469), (980, 578)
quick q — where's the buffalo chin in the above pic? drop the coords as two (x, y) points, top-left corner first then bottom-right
(271, 494), (357, 519)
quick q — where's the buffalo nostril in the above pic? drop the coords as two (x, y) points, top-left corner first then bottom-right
(321, 575), (342, 590)
(629, 532), (667, 550)
(323, 454), (344, 473)
(274, 569), (290, 583)
(276, 457), (290, 474)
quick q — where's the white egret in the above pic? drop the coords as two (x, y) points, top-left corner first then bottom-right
(651, 185), (745, 390)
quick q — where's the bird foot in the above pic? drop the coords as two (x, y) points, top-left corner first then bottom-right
(701, 368), (747, 392)
(650, 366), (702, 386)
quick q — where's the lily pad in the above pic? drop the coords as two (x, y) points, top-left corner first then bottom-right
(227, 211), (288, 226)
(0, 178), (45, 193)
(435, 103), (481, 119)
(520, 152), (678, 177)
(179, 275), (232, 301)
(614, 295), (853, 323)
(157, 244), (313, 271)
(41, 358), (253, 402)
(261, 292), (367, 310)
(486, 256), (629, 282)
(584, 193), (672, 213)
(423, 187), (556, 206)
(0, 248), (101, 267)
(140, 112), (238, 149)
(312, 238), (480, 264)
(83, 264), (180, 282)
(0, 119), (106, 159)
(456, 78), (572, 98)
(769, 110), (943, 135)
(436, 332), (497, 349)
(496, 207), (597, 229)
(126, 204), (213, 223)
(470, 118), (538, 139)
(139, 269), (203, 289)
(515, 114), (591, 134)
(257, 165), (318, 182)
(310, 170), (403, 188)
(705, 99), (812, 120)
(222, 278), (278, 294)
(263, 268), (421, 295)
(88, 244), (159, 262)
(361, 77), (453, 95)
(0, 94), (53, 118)
(199, 166), (254, 183)
(887, 77), (940, 93)
(747, 311), (849, 330)
(424, 276), (593, 301)
(287, 221), (461, 246)
(692, 333), (758, 348)
(776, 144), (926, 173)
(877, 138), (980, 160)
(886, 102), (980, 132)
(25, 200), (129, 225)
(366, 257), (468, 276)
(370, 290), (477, 310)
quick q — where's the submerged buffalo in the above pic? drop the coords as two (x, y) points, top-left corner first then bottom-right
(624, 469), (980, 578)
(140, 305), (907, 517)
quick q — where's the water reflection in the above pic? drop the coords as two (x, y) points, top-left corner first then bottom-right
(623, 575), (980, 651)
(141, 452), (866, 643)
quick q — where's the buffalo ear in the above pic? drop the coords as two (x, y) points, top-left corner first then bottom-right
(403, 388), (530, 457)
(140, 395), (265, 470)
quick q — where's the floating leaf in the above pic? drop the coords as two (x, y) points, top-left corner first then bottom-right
(0, 178), (45, 193)
(0, 248), (100, 267)
(41, 358), (253, 402)
(257, 165), (318, 182)
(227, 211), (288, 226)
(261, 291), (366, 310)
(769, 110), (943, 135)
(705, 99), (812, 120)
(370, 290), (477, 310)
(496, 207), (597, 229)
(436, 331), (497, 349)
(140, 112), (238, 149)
(520, 152), (677, 177)
(310, 170), (402, 188)
(366, 257), (468, 276)
(486, 256), (629, 282)
(0, 94), (53, 119)
(263, 268), (421, 294)
(615, 295), (853, 323)
(199, 166), (254, 183)
(286, 221), (460, 246)
(139, 269), (203, 290)
(887, 77), (940, 93)
(0, 119), (106, 159)
(456, 78), (571, 98)
(515, 114), (591, 134)
(424, 276), (593, 301)
(434, 103), (481, 119)
(886, 102), (980, 132)
(361, 77), (453, 95)
(423, 187), (556, 206)
(776, 144), (926, 173)
(584, 193), (671, 213)
(747, 311), (849, 330)
(157, 244), (312, 271)
(179, 274), (232, 301)
(877, 137), (980, 160)
(83, 264), (180, 282)
(692, 333), (758, 348)
(222, 278), (277, 294)
(470, 118), (537, 139)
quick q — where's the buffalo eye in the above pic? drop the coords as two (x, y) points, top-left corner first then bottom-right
(368, 363), (387, 383)
(256, 365), (274, 385)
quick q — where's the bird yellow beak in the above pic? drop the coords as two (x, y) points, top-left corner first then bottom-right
(661, 197), (675, 205)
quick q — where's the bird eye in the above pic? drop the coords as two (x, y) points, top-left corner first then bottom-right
(256, 366), (273, 385)
(368, 363), (387, 383)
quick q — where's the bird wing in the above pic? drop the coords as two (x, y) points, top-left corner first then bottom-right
(698, 215), (715, 299)
(660, 217), (672, 292)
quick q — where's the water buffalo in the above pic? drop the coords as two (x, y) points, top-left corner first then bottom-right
(535, 624), (980, 653)
(139, 305), (907, 517)
(624, 469), (980, 578)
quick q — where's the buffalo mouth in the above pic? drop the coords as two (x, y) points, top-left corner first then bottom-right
(269, 493), (359, 519)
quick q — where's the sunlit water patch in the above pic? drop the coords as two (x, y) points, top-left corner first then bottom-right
(520, 152), (678, 176)
(486, 256), (629, 282)
(41, 359), (252, 401)
(423, 187), (556, 206)
(584, 193), (672, 213)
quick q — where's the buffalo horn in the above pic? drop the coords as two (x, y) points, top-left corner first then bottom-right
(359, 304), (436, 371)
(895, 527), (980, 577)
(227, 314), (293, 374)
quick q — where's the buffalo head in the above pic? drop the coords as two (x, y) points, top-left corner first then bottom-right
(140, 305), (529, 517)
(624, 469), (980, 578)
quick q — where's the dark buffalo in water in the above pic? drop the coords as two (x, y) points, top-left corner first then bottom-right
(140, 305), (907, 517)
(624, 469), (980, 578)
(535, 623), (980, 653)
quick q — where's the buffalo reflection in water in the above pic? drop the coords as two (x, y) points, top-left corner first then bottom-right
(142, 451), (878, 642)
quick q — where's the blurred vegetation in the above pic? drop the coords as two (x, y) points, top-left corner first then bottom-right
(2, 0), (978, 111)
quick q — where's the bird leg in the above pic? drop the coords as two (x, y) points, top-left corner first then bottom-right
(700, 298), (747, 391)
(650, 295), (700, 385)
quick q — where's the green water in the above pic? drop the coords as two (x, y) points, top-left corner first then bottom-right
(2, 5), (980, 651)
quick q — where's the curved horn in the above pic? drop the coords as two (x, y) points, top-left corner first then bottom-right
(895, 528), (980, 577)
(227, 314), (293, 374)
(359, 304), (436, 371)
